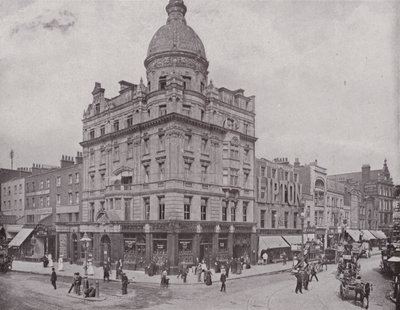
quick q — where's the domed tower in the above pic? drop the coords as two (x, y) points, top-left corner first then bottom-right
(144, 0), (209, 95)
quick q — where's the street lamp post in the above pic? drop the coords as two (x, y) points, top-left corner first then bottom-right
(80, 232), (91, 276)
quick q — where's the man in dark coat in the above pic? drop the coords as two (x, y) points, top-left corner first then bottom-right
(42, 255), (49, 268)
(295, 271), (303, 294)
(303, 269), (309, 290)
(220, 272), (226, 292)
(310, 264), (319, 282)
(50, 267), (57, 290)
(68, 273), (77, 294)
(121, 273), (129, 295)
(84, 283), (96, 298)
(75, 272), (82, 295)
(103, 261), (111, 282)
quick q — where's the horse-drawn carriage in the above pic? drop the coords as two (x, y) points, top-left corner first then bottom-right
(339, 275), (371, 309)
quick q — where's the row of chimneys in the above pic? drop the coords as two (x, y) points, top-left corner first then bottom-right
(60, 152), (83, 168)
(273, 157), (289, 163)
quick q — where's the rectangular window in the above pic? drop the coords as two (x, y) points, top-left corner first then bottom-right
(159, 105), (167, 116)
(113, 120), (119, 132)
(40, 197), (44, 208)
(243, 170), (249, 187)
(75, 173), (79, 183)
(158, 134), (165, 150)
(222, 202), (227, 221)
(223, 168), (229, 185)
(272, 169), (277, 179)
(56, 194), (60, 205)
(201, 198), (207, 221)
(243, 202), (248, 222)
(90, 150), (95, 166)
(261, 166), (265, 177)
(100, 173), (105, 188)
(184, 162), (191, 178)
(183, 76), (191, 90)
(272, 210), (277, 228)
(144, 138), (149, 154)
(294, 173), (299, 182)
(144, 197), (150, 220)
(294, 212), (298, 228)
(230, 168), (239, 186)
(75, 192), (79, 204)
(90, 129), (95, 139)
(159, 76), (167, 90)
(244, 123), (248, 134)
(126, 115), (133, 127)
(231, 205), (236, 222)
(201, 138), (208, 153)
(200, 110), (205, 121)
(260, 210), (266, 228)
(40, 181), (44, 189)
(69, 193), (73, 205)
(95, 103), (100, 114)
(184, 197), (191, 220)
(223, 147), (228, 159)
(159, 162), (165, 180)
(127, 141), (133, 158)
(182, 104), (191, 116)
(200, 82), (205, 93)
(144, 165), (150, 183)
(100, 125), (105, 136)
(32, 198), (35, 208)
(184, 134), (191, 150)
(284, 211), (288, 228)
(159, 197), (165, 220)
(244, 149), (250, 162)
(114, 146), (120, 161)
(101, 149), (106, 164)
(230, 148), (239, 160)
(46, 179), (50, 188)
(46, 196), (50, 207)
(69, 174), (73, 185)
(110, 199), (114, 209)
(201, 165), (207, 183)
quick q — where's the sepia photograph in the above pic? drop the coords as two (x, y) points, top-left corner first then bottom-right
(0, 0), (399, 309)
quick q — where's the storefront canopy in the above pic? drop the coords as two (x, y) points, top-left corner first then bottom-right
(7, 228), (34, 247)
(281, 235), (302, 245)
(370, 230), (387, 240)
(258, 236), (289, 255)
(361, 230), (376, 241)
(346, 229), (361, 242)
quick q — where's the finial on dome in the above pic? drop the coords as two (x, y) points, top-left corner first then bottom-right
(166, 0), (187, 24)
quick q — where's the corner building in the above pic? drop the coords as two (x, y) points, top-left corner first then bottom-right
(76, 0), (257, 272)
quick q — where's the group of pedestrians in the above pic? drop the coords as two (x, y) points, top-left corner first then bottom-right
(294, 262), (320, 294)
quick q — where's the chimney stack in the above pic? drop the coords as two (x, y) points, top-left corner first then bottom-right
(75, 151), (83, 164)
(60, 155), (74, 168)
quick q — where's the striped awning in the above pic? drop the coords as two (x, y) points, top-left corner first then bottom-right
(346, 229), (361, 242)
(370, 230), (387, 240)
(361, 230), (376, 241)
(7, 228), (33, 247)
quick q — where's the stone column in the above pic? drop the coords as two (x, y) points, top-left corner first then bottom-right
(145, 233), (152, 265)
(250, 233), (258, 265)
(212, 233), (219, 264)
(167, 232), (178, 275)
(227, 233), (234, 259)
(192, 234), (201, 264)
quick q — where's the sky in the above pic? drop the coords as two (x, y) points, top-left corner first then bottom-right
(0, 0), (398, 182)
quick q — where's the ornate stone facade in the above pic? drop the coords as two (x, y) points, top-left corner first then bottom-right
(73, 0), (257, 271)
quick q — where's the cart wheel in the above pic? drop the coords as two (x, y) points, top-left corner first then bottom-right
(362, 296), (369, 309)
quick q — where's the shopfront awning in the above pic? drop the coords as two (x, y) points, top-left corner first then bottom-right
(281, 235), (302, 245)
(361, 230), (376, 241)
(370, 230), (387, 240)
(259, 236), (289, 252)
(7, 228), (34, 247)
(6, 224), (23, 233)
(346, 229), (361, 242)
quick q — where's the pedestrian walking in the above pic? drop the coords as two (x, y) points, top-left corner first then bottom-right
(226, 260), (230, 278)
(196, 263), (202, 282)
(48, 254), (54, 268)
(103, 261), (111, 282)
(310, 264), (319, 282)
(303, 268), (309, 290)
(50, 267), (57, 290)
(161, 269), (169, 288)
(57, 255), (64, 271)
(75, 272), (82, 295)
(295, 271), (302, 294)
(205, 269), (212, 286)
(116, 260), (121, 279)
(220, 271), (226, 292)
(68, 273), (77, 294)
(42, 255), (49, 268)
(282, 251), (287, 265)
(121, 273), (129, 295)
(262, 252), (268, 265)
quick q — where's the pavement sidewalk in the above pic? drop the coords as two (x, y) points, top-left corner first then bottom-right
(11, 260), (291, 285)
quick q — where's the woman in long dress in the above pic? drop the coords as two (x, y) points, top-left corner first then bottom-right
(58, 255), (64, 271)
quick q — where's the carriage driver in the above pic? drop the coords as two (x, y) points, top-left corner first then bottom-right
(354, 275), (363, 302)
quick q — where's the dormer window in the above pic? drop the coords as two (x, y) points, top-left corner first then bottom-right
(159, 76), (167, 90)
(95, 103), (100, 114)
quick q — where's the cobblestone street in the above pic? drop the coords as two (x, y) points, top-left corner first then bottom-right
(0, 254), (395, 310)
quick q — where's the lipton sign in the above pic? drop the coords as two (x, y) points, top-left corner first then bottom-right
(257, 177), (302, 206)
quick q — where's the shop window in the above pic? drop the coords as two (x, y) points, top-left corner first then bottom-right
(218, 235), (228, 251)
(153, 233), (167, 255)
(178, 235), (192, 255)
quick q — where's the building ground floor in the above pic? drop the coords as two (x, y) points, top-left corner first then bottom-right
(55, 219), (257, 274)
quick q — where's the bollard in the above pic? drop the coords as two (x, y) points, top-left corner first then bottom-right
(95, 280), (99, 298)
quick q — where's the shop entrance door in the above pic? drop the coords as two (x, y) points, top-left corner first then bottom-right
(200, 235), (212, 267)
(100, 235), (111, 263)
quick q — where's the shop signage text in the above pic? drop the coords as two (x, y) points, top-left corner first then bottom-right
(257, 177), (302, 206)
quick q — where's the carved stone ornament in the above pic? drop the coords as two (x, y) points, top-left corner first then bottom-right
(229, 225), (235, 234)
(113, 166), (133, 176)
(156, 156), (166, 164)
(183, 156), (194, 164)
(230, 136), (240, 147)
(166, 129), (184, 139)
(96, 209), (110, 225)
(144, 223), (151, 233)
(215, 225), (221, 234)
(141, 159), (151, 167)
